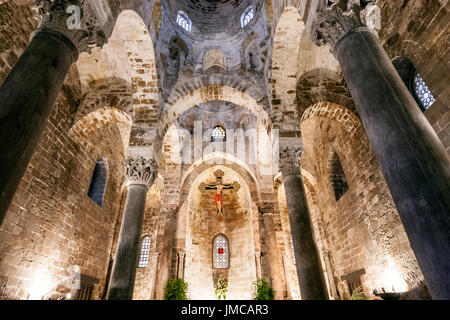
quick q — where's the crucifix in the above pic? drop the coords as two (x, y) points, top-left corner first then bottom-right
(198, 169), (240, 221)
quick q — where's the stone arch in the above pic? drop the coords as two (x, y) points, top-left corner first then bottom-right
(69, 107), (132, 153)
(241, 32), (264, 72)
(180, 152), (261, 204)
(300, 102), (362, 138)
(296, 68), (356, 120)
(74, 77), (133, 122)
(271, 6), (304, 125)
(165, 75), (269, 110)
(155, 85), (273, 161)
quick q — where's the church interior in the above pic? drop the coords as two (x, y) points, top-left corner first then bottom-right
(0, 0), (449, 301)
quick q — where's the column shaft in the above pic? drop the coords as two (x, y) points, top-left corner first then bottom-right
(283, 173), (328, 300)
(262, 213), (285, 300)
(335, 29), (450, 299)
(0, 30), (76, 224)
(107, 184), (148, 300)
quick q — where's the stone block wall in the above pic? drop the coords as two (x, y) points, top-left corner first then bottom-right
(0, 81), (127, 300)
(300, 102), (429, 300)
(378, 0), (449, 154)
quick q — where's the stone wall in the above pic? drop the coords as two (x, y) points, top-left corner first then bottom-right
(300, 102), (429, 300)
(377, 0), (449, 154)
(0, 79), (127, 300)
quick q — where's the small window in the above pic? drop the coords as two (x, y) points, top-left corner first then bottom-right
(213, 234), (229, 269)
(88, 159), (108, 206)
(211, 126), (226, 142)
(392, 57), (436, 112)
(176, 11), (191, 32)
(241, 6), (254, 28)
(329, 152), (349, 201)
(138, 236), (151, 268)
(413, 72), (436, 111)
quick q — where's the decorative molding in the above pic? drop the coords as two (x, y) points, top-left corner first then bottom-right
(33, 0), (107, 55)
(125, 157), (158, 187)
(279, 147), (302, 177)
(310, 0), (380, 49)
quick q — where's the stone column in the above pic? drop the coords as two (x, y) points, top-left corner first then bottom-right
(280, 148), (328, 300)
(259, 202), (285, 300)
(310, 0), (450, 300)
(0, 0), (107, 225)
(107, 157), (158, 300)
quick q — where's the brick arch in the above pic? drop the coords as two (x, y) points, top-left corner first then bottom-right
(69, 107), (132, 153)
(296, 68), (356, 120)
(155, 85), (273, 161)
(300, 102), (362, 138)
(179, 152), (260, 204)
(74, 77), (133, 122)
(165, 75), (269, 110)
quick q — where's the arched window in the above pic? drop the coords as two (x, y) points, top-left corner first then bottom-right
(412, 72), (436, 111)
(329, 152), (349, 201)
(87, 159), (108, 206)
(213, 234), (229, 269)
(176, 11), (191, 32)
(241, 6), (254, 28)
(392, 57), (436, 112)
(138, 236), (151, 268)
(211, 125), (226, 142)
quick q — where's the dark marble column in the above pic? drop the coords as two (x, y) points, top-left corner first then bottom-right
(280, 148), (328, 300)
(0, 1), (106, 225)
(107, 157), (158, 300)
(310, 0), (450, 300)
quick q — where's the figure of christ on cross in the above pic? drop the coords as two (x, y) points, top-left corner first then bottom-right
(198, 170), (240, 221)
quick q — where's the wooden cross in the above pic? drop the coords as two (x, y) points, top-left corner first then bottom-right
(198, 169), (240, 221)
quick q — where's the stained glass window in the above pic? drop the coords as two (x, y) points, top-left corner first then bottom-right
(413, 72), (435, 111)
(138, 236), (151, 268)
(213, 234), (229, 269)
(211, 126), (226, 142)
(176, 11), (191, 32)
(241, 6), (254, 28)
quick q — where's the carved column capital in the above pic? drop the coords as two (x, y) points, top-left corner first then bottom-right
(33, 0), (107, 57)
(279, 147), (302, 177)
(125, 156), (158, 188)
(310, 0), (381, 49)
